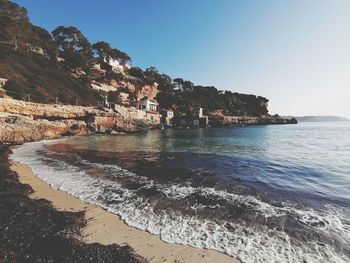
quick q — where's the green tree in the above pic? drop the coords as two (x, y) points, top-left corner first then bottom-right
(109, 47), (131, 65)
(52, 26), (92, 69)
(0, 0), (28, 21)
(144, 66), (160, 82)
(29, 26), (57, 60)
(173, 78), (194, 92)
(0, 1), (56, 60)
(92, 41), (131, 65)
(129, 67), (144, 79)
(92, 41), (111, 63)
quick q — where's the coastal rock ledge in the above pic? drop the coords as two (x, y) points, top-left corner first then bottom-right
(0, 98), (154, 144)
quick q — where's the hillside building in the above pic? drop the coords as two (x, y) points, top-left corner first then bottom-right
(160, 109), (174, 126)
(135, 97), (160, 124)
(173, 107), (208, 128)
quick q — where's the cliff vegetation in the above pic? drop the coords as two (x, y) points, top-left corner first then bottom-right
(1, 0), (271, 117)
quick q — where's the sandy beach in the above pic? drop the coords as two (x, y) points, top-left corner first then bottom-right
(10, 161), (238, 263)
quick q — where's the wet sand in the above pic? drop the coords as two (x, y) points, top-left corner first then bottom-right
(10, 161), (239, 263)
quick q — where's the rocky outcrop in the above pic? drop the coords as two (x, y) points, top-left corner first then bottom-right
(0, 99), (154, 144)
(98, 77), (158, 101)
(0, 98), (112, 119)
(134, 82), (158, 101)
(0, 78), (7, 88)
(208, 115), (297, 127)
(89, 65), (159, 102)
(0, 114), (85, 144)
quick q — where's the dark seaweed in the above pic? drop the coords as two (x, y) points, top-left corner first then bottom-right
(0, 145), (147, 263)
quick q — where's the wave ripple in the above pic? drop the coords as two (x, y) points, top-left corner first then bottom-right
(10, 141), (350, 263)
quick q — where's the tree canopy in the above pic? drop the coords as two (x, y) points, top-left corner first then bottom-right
(0, 0), (28, 21)
(92, 41), (131, 65)
(52, 26), (92, 69)
(0, 0), (270, 116)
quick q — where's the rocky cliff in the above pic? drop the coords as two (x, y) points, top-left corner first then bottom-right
(0, 98), (154, 144)
(89, 69), (159, 102)
(0, 1), (275, 118)
(0, 1), (158, 106)
(0, 0), (296, 138)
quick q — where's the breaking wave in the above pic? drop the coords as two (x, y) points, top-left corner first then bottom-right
(10, 141), (350, 263)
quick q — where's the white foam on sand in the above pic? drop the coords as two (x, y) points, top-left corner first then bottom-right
(10, 141), (350, 263)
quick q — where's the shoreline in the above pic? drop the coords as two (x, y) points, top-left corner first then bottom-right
(0, 98), (296, 145)
(10, 159), (239, 263)
(0, 145), (146, 262)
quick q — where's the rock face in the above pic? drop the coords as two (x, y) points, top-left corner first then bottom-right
(0, 98), (154, 144)
(134, 82), (158, 101)
(89, 64), (159, 102)
(208, 115), (297, 127)
(0, 78), (7, 88)
(0, 114), (79, 144)
(0, 98), (104, 118)
(100, 78), (158, 101)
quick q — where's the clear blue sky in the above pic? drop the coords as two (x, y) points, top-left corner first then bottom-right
(14, 0), (350, 117)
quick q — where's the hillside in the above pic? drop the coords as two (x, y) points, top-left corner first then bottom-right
(1, 0), (273, 117)
(0, 1), (98, 105)
(0, 47), (99, 105)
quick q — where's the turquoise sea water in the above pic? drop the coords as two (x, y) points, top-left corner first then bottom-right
(11, 122), (350, 262)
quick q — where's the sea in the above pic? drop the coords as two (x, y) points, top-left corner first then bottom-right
(10, 122), (350, 263)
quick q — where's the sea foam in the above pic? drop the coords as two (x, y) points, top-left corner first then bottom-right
(10, 141), (350, 263)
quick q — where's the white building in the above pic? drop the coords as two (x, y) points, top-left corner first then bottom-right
(104, 58), (130, 72)
(194, 107), (203, 118)
(136, 98), (157, 112)
(160, 109), (174, 119)
(107, 58), (120, 68)
(160, 109), (174, 126)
